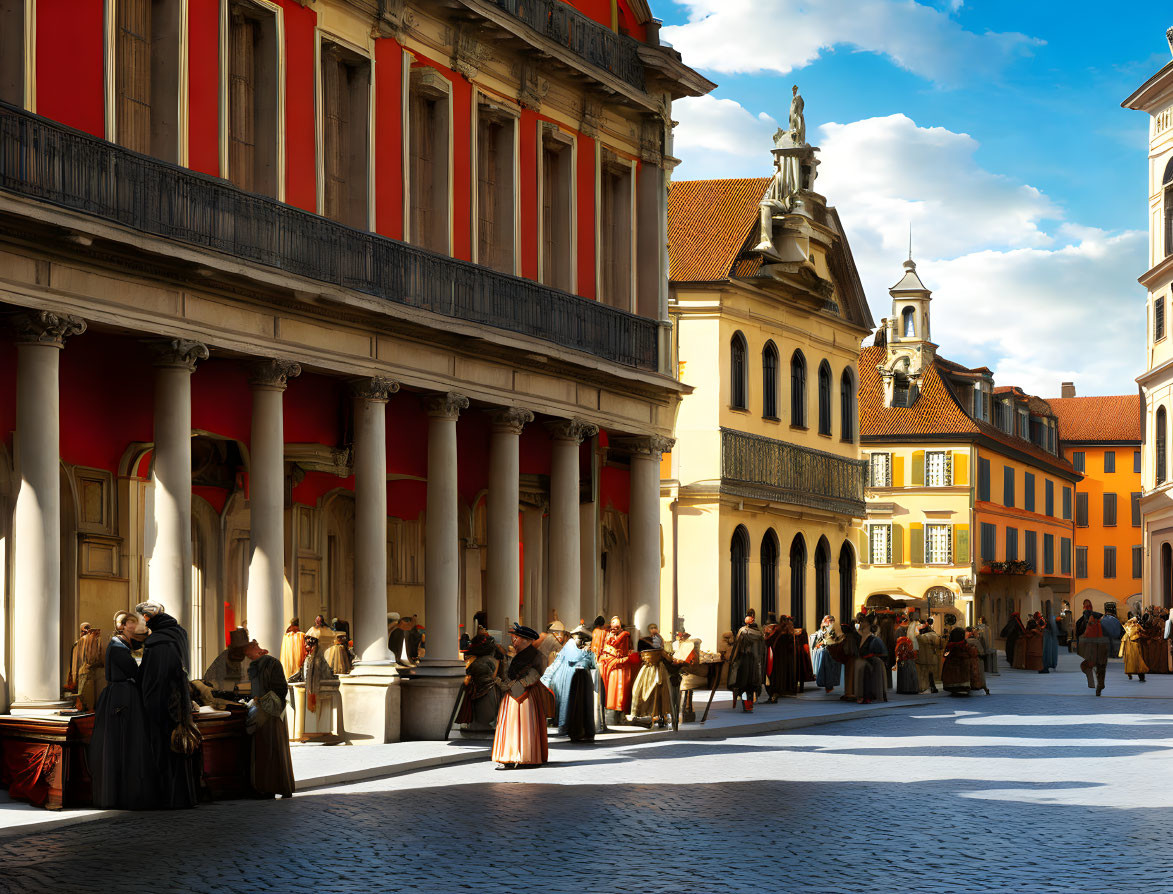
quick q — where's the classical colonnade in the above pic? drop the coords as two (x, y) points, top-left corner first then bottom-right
(6, 309), (669, 707)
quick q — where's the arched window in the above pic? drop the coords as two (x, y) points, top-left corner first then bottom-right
(838, 542), (855, 620)
(1159, 406), (1168, 486)
(790, 350), (806, 427)
(818, 361), (832, 436)
(902, 306), (915, 338)
(762, 341), (779, 419)
(730, 332), (748, 410)
(731, 526), (750, 630)
(789, 533), (807, 627)
(814, 536), (830, 622)
(761, 530), (779, 617)
(1164, 158), (1173, 256)
(840, 368), (855, 442)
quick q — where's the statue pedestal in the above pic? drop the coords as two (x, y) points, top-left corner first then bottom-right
(400, 661), (465, 741)
(338, 663), (402, 745)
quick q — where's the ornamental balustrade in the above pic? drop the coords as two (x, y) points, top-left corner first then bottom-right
(720, 428), (867, 517)
(487, 0), (646, 90)
(0, 104), (659, 372)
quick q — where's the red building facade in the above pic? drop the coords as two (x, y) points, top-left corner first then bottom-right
(0, 0), (710, 737)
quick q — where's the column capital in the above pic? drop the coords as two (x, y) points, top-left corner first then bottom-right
(351, 376), (400, 402)
(488, 407), (534, 434)
(545, 418), (599, 444)
(9, 309), (86, 347)
(425, 391), (469, 420)
(618, 434), (675, 458)
(249, 359), (302, 390)
(146, 337), (209, 371)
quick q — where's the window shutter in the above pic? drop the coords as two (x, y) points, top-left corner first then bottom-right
(892, 523), (904, 564)
(892, 455), (905, 488)
(911, 450), (925, 486)
(859, 527), (870, 563)
(953, 452), (968, 486)
(910, 523), (924, 565)
(953, 524), (969, 564)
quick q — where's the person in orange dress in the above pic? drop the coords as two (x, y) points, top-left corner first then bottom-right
(599, 616), (638, 724)
(491, 624), (550, 770)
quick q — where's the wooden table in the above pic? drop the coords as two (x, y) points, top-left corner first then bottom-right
(0, 708), (251, 810)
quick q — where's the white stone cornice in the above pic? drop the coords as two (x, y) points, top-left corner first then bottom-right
(9, 309), (86, 347)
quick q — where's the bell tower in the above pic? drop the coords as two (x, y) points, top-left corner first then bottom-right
(878, 256), (935, 408)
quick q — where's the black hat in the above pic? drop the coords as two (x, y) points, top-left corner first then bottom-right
(766, 612), (778, 625)
(509, 623), (539, 641)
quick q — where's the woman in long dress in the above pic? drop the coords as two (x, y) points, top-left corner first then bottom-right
(895, 634), (919, 694)
(853, 618), (888, 704)
(811, 615), (843, 693)
(492, 624), (550, 769)
(1121, 616), (1148, 682)
(88, 612), (155, 809)
(940, 628), (976, 696)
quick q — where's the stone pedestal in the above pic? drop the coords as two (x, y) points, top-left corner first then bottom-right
(400, 666), (465, 741)
(338, 663), (402, 745)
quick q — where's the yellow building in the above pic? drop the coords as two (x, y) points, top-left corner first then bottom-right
(662, 130), (874, 651)
(858, 260), (1078, 633)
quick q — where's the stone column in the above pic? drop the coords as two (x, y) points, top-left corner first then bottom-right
(401, 392), (468, 741)
(246, 359), (300, 655)
(485, 408), (533, 632)
(147, 338), (208, 670)
(10, 310), (85, 706)
(546, 419), (597, 629)
(625, 435), (673, 636)
(522, 501), (547, 628)
(351, 376), (398, 663)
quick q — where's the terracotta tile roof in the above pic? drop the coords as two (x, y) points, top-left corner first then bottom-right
(858, 345), (1077, 475)
(1047, 394), (1143, 443)
(667, 177), (771, 282)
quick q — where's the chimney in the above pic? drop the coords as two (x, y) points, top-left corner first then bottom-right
(1061, 382), (1076, 398)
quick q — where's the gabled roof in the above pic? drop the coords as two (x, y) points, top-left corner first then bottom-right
(1047, 394), (1143, 443)
(667, 177), (770, 283)
(858, 345), (1076, 476)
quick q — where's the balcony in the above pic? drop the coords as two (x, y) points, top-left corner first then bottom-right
(0, 104), (659, 372)
(487, 0), (646, 91)
(720, 428), (867, 518)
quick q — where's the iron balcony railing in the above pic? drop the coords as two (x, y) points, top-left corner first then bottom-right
(720, 427), (867, 518)
(0, 104), (659, 372)
(489, 0), (646, 91)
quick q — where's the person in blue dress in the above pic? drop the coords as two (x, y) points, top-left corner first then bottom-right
(1038, 611), (1059, 672)
(541, 624), (597, 740)
(811, 615), (842, 693)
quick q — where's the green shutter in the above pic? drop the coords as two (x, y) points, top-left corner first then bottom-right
(911, 450), (925, 486)
(910, 522), (924, 565)
(892, 523), (905, 564)
(953, 524), (970, 564)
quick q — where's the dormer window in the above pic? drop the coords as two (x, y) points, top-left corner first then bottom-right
(901, 306), (915, 338)
(893, 372), (911, 407)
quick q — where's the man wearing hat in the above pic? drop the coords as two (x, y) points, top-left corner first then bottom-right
(244, 638), (295, 797)
(538, 618), (569, 668)
(203, 628), (253, 696)
(491, 624), (550, 768)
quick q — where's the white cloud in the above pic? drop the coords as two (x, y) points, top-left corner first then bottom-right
(670, 97), (1146, 396)
(661, 0), (1042, 87)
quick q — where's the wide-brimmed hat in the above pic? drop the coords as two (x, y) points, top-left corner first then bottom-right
(569, 624), (591, 638)
(509, 623), (539, 641)
(548, 619), (567, 633)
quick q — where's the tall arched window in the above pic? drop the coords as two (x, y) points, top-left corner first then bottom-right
(818, 361), (832, 436)
(761, 530), (779, 617)
(731, 526), (750, 630)
(1159, 406), (1168, 486)
(790, 350), (806, 428)
(840, 368), (855, 442)
(1163, 542), (1172, 608)
(814, 536), (830, 622)
(789, 533), (807, 626)
(731, 332), (748, 410)
(838, 542), (855, 620)
(1164, 158), (1173, 256)
(902, 306), (915, 338)
(762, 341), (779, 419)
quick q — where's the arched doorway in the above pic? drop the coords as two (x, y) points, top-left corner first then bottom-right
(1163, 543), (1172, 609)
(789, 533), (806, 625)
(814, 536), (830, 623)
(760, 529), (779, 617)
(838, 541), (855, 620)
(730, 525), (749, 630)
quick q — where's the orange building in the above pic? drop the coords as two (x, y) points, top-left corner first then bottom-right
(1048, 390), (1144, 615)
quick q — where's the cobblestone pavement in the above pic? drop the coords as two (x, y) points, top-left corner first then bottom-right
(4, 664), (1173, 894)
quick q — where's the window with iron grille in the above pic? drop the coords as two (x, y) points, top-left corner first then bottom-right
(926, 451), (952, 487)
(869, 452), (892, 488)
(869, 524), (892, 565)
(926, 524), (952, 565)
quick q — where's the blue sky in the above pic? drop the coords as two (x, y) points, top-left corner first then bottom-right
(657, 0), (1170, 396)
